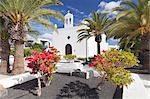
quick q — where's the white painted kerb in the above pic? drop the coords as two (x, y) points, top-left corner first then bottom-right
(123, 73), (150, 99)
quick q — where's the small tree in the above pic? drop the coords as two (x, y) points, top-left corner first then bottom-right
(26, 46), (60, 96)
(89, 49), (139, 88)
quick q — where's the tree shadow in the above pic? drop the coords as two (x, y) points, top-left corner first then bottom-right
(12, 79), (46, 96)
(56, 80), (99, 99)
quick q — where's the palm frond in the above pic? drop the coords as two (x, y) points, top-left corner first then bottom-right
(30, 9), (64, 21)
(77, 12), (111, 42)
(32, 17), (58, 32)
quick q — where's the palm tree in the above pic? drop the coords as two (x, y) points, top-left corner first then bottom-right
(0, 17), (10, 74)
(77, 12), (111, 54)
(108, 0), (150, 71)
(0, 0), (64, 74)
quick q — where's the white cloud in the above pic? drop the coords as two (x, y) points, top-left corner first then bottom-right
(98, 1), (106, 7)
(40, 33), (53, 40)
(67, 6), (84, 15)
(105, 1), (121, 11)
(98, 1), (121, 16)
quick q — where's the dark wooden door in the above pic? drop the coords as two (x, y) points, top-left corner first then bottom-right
(65, 44), (72, 55)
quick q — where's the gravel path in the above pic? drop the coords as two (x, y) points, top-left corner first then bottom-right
(2, 74), (116, 99)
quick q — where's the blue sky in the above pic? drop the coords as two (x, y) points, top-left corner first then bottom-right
(49, 0), (122, 27)
(33, 0), (122, 32)
(32, 0), (123, 44)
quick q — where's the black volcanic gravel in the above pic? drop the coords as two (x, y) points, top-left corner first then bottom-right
(2, 73), (116, 99)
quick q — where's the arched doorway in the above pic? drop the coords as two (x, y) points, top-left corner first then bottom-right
(65, 44), (72, 55)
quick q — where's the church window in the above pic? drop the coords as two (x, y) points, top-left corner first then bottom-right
(67, 36), (70, 39)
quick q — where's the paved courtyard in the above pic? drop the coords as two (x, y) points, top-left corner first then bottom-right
(2, 74), (116, 99)
(0, 72), (150, 99)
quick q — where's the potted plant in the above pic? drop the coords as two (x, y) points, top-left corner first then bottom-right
(63, 54), (76, 62)
(25, 46), (60, 96)
(89, 49), (139, 97)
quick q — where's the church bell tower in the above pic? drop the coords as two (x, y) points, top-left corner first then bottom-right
(64, 11), (73, 28)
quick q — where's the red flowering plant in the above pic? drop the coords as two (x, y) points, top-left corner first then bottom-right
(25, 46), (60, 96)
(89, 49), (139, 88)
(25, 46), (60, 80)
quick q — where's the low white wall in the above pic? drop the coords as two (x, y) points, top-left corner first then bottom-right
(0, 72), (37, 88)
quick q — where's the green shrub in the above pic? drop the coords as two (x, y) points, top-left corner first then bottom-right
(24, 48), (43, 57)
(104, 49), (140, 68)
(10, 43), (43, 57)
(63, 54), (76, 61)
(31, 43), (44, 50)
(107, 67), (133, 87)
(89, 49), (139, 87)
(24, 43), (44, 57)
(32, 48), (42, 53)
(24, 49), (32, 57)
(121, 51), (140, 67)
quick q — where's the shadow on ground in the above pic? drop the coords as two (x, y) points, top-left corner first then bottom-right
(4, 74), (116, 99)
(56, 80), (99, 99)
(12, 79), (38, 96)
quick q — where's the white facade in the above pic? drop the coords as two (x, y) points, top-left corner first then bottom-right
(53, 26), (96, 57)
(52, 11), (117, 58)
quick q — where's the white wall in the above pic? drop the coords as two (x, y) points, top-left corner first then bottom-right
(87, 37), (97, 57)
(52, 26), (91, 58)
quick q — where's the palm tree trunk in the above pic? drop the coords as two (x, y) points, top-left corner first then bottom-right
(0, 34), (10, 74)
(0, 18), (10, 74)
(95, 35), (101, 55)
(141, 33), (150, 72)
(12, 40), (24, 74)
(97, 42), (100, 54)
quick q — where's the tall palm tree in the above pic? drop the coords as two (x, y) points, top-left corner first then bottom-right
(0, 0), (64, 74)
(108, 0), (150, 71)
(77, 12), (111, 54)
(0, 17), (10, 74)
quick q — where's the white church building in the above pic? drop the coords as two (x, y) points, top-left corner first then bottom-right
(52, 11), (118, 58)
